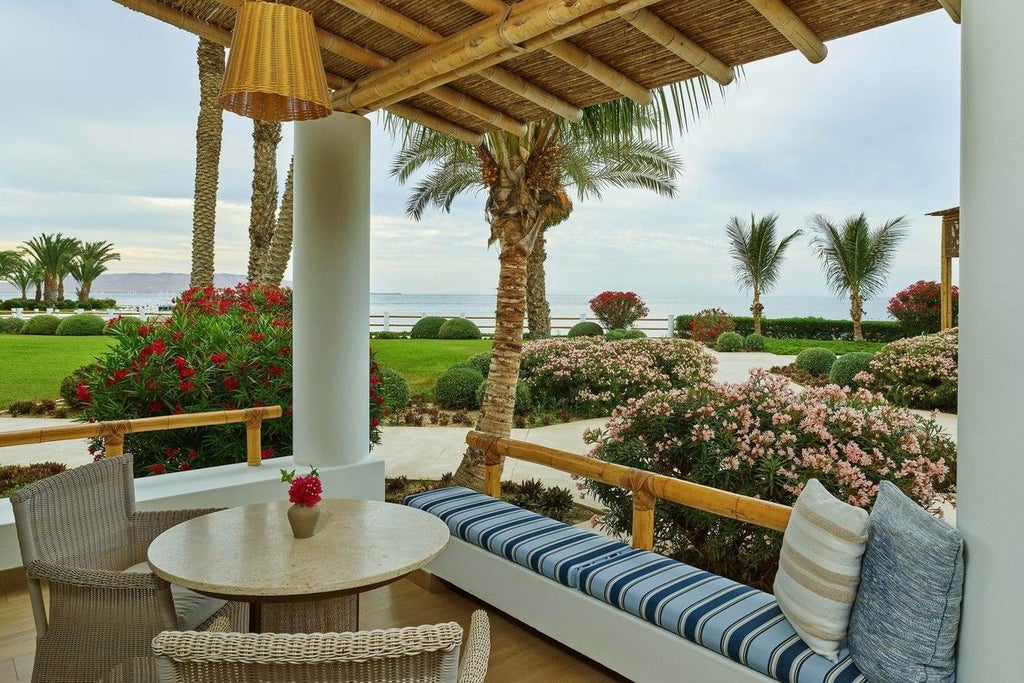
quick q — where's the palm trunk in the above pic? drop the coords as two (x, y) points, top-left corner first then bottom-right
(526, 228), (551, 337)
(33, 282), (42, 303)
(247, 120), (282, 283)
(190, 38), (224, 289)
(850, 290), (864, 341)
(259, 157), (295, 286)
(57, 277), (66, 302)
(43, 274), (57, 307)
(79, 281), (92, 302)
(751, 286), (763, 335)
(453, 221), (528, 491)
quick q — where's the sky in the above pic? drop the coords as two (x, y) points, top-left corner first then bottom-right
(0, 2), (960, 300)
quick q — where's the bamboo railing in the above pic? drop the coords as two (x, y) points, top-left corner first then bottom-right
(466, 430), (792, 551)
(0, 406), (283, 467)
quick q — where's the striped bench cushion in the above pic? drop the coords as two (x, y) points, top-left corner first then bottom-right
(578, 549), (865, 683)
(404, 486), (630, 588)
(406, 486), (865, 683)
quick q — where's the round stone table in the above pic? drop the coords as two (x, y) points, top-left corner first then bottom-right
(148, 498), (450, 632)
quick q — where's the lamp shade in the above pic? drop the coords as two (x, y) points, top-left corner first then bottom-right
(220, 1), (332, 121)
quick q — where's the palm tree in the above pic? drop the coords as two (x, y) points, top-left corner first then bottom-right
(526, 191), (572, 338)
(809, 212), (908, 341)
(247, 120), (282, 283)
(190, 37), (225, 289)
(22, 233), (81, 306)
(257, 157), (295, 286)
(0, 250), (21, 279)
(388, 89), (707, 490)
(725, 213), (802, 334)
(69, 241), (121, 301)
(4, 258), (36, 300)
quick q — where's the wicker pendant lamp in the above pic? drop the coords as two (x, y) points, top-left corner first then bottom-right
(220, 1), (331, 121)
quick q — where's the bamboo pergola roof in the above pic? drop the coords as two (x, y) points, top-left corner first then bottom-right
(114, 0), (956, 144)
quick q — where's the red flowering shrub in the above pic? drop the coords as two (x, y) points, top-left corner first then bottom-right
(77, 284), (384, 476)
(689, 307), (735, 345)
(887, 280), (958, 335)
(588, 291), (650, 330)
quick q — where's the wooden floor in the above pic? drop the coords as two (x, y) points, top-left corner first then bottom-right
(0, 571), (626, 682)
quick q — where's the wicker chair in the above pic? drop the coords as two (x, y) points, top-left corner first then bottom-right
(152, 610), (491, 683)
(9, 455), (246, 682)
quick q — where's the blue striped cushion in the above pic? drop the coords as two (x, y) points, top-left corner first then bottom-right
(404, 486), (631, 588)
(578, 549), (866, 683)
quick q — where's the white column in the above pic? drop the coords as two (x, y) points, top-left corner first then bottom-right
(293, 113), (370, 467)
(958, 1), (1024, 678)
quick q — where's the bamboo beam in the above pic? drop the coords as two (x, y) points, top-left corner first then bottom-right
(937, 0), (961, 24)
(0, 407), (284, 449)
(333, 0), (626, 114)
(331, 0), (581, 121)
(744, 0), (827, 64)
(626, 9), (734, 86)
(467, 431), (793, 532)
(115, 0), (488, 144)
(461, 0), (650, 104)
(343, 0), (665, 118)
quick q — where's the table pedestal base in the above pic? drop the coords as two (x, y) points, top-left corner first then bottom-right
(255, 595), (359, 633)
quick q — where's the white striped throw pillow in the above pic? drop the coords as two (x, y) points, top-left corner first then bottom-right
(773, 478), (869, 662)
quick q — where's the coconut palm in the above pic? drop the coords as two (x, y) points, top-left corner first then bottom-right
(725, 213), (802, 334)
(247, 120), (282, 283)
(190, 38), (225, 289)
(69, 241), (121, 302)
(22, 233), (81, 306)
(388, 88), (710, 490)
(809, 212), (908, 341)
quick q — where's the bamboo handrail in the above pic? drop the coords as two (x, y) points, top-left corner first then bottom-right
(0, 406), (283, 467)
(466, 430), (792, 552)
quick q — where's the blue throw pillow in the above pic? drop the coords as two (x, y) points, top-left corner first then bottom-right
(848, 481), (964, 682)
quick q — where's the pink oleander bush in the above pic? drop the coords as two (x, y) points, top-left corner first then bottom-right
(519, 337), (717, 417)
(888, 280), (958, 335)
(76, 284), (385, 477)
(588, 291), (650, 330)
(856, 327), (958, 412)
(582, 369), (956, 590)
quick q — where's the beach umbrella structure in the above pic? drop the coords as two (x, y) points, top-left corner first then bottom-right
(45, 1), (1023, 679)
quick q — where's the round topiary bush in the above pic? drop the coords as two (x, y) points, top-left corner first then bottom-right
(476, 378), (532, 413)
(744, 333), (766, 351)
(378, 366), (412, 411)
(55, 313), (106, 336)
(466, 352), (491, 377)
(859, 328), (958, 412)
(567, 321), (604, 338)
(715, 331), (744, 352)
(829, 352), (875, 388)
(604, 328), (646, 341)
(437, 317), (482, 340)
(794, 347), (837, 375)
(21, 315), (61, 336)
(410, 316), (447, 339)
(0, 317), (24, 334)
(105, 315), (143, 335)
(433, 366), (485, 409)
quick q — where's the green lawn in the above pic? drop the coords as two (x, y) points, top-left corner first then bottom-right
(762, 337), (886, 355)
(0, 335), (114, 408)
(371, 338), (491, 396)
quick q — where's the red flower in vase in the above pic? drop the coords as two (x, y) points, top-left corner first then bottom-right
(281, 468), (322, 507)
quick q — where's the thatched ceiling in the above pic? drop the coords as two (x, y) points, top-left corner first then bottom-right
(113, 0), (955, 144)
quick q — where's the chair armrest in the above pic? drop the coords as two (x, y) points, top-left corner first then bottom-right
(131, 508), (224, 547)
(458, 610), (491, 683)
(26, 559), (170, 591)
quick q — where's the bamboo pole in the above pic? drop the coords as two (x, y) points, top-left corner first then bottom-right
(626, 10), (735, 86)
(941, 254), (953, 330)
(744, 0), (827, 64)
(333, 0), (628, 113)
(937, 0), (962, 24)
(466, 431), (792, 532)
(0, 406), (284, 449)
(347, 0), (664, 118)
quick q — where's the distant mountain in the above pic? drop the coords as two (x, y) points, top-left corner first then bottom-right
(0, 273), (290, 298)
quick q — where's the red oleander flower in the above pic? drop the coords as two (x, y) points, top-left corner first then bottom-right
(210, 352), (228, 366)
(179, 380), (194, 393)
(76, 382), (92, 404)
(149, 464), (165, 475)
(223, 375), (239, 391)
(281, 468), (321, 506)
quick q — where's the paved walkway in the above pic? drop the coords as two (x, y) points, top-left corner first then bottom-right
(1, 351), (957, 503)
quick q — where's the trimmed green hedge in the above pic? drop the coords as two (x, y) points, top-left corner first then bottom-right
(675, 314), (904, 343)
(56, 314), (106, 336)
